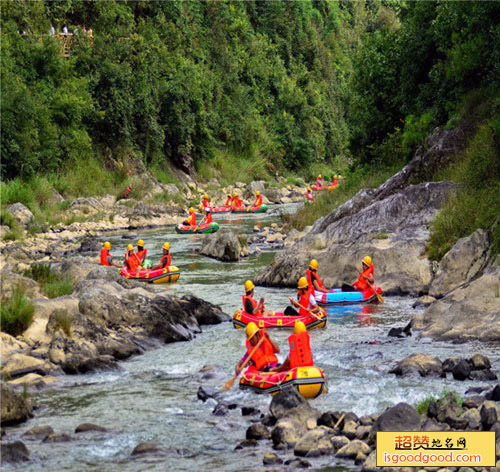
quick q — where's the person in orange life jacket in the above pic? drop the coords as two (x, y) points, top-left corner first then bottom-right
(136, 239), (147, 265)
(306, 187), (315, 202)
(232, 193), (242, 208)
(306, 259), (328, 292)
(243, 280), (273, 317)
(271, 321), (313, 372)
(284, 277), (321, 317)
(235, 322), (280, 374)
(100, 241), (120, 267)
(152, 242), (172, 270)
(316, 174), (322, 187)
(182, 207), (196, 227)
(330, 175), (338, 187)
(202, 193), (211, 209)
(199, 209), (212, 226)
(225, 194), (233, 206)
(124, 244), (142, 271)
(253, 191), (263, 207)
(341, 256), (374, 292)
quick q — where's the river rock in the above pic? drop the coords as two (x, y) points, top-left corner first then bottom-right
(7, 203), (33, 228)
(1, 441), (30, 463)
(22, 425), (54, 440)
(461, 408), (481, 430)
(469, 353), (491, 370)
(43, 432), (72, 443)
(255, 182), (459, 295)
(0, 333), (30, 359)
(0, 382), (32, 425)
(485, 384), (500, 401)
(372, 403), (421, 432)
(131, 442), (162, 455)
(200, 230), (247, 262)
(270, 388), (316, 421)
(429, 229), (490, 297)
(412, 266), (500, 342)
(263, 452), (283, 465)
(452, 359), (471, 380)
(245, 181), (266, 199)
(389, 353), (444, 378)
(0, 269), (42, 299)
(293, 427), (331, 457)
(8, 373), (58, 389)
(272, 418), (303, 449)
(436, 394), (463, 423)
(336, 439), (371, 459)
(1, 353), (55, 379)
(246, 423), (271, 440)
(75, 423), (107, 433)
(480, 401), (499, 429)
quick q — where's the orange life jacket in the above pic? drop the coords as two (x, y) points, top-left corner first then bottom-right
(332, 178), (338, 186)
(136, 248), (147, 264)
(254, 195), (262, 207)
(245, 337), (277, 370)
(316, 177), (322, 186)
(125, 252), (141, 272)
(289, 331), (313, 368)
(100, 248), (111, 266)
(242, 294), (262, 315)
(233, 197), (242, 208)
(203, 199), (210, 208)
(298, 288), (314, 316)
(306, 191), (314, 201)
(354, 264), (374, 291)
(187, 212), (196, 226)
(160, 253), (171, 268)
(306, 269), (326, 291)
(225, 197), (232, 206)
(201, 213), (212, 225)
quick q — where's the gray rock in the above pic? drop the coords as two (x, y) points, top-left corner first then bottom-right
(1, 441), (30, 463)
(270, 388), (309, 420)
(22, 425), (54, 440)
(469, 353), (492, 370)
(7, 202), (33, 227)
(200, 230), (247, 262)
(263, 452), (283, 465)
(75, 423), (107, 433)
(234, 439), (258, 449)
(429, 229), (490, 297)
(437, 394), (463, 423)
(272, 418), (303, 449)
(480, 401), (499, 429)
(131, 442), (162, 455)
(331, 435), (350, 450)
(461, 408), (481, 430)
(373, 403), (421, 432)
(293, 427), (330, 457)
(342, 420), (358, 439)
(390, 353), (444, 378)
(469, 369), (497, 381)
(246, 423), (271, 440)
(442, 357), (461, 372)
(0, 383), (32, 425)
(336, 439), (371, 458)
(43, 433), (72, 443)
(452, 359), (471, 380)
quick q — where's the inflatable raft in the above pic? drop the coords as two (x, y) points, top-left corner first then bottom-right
(311, 184), (329, 191)
(232, 204), (268, 214)
(205, 206), (231, 213)
(233, 309), (326, 330)
(240, 365), (327, 399)
(175, 222), (219, 234)
(119, 265), (180, 284)
(314, 286), (382, 305)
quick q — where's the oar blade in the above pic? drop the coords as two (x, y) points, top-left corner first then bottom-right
(222, 377), (235, 391)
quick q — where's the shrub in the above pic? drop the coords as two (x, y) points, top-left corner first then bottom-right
(1, 286), (35, 336)
(22, 264), (74, 299)
(49, 309), (72, 337)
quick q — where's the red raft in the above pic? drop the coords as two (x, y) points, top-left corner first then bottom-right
(205, 206), (232, 213)
(240, 365), (327, 398)
(233, 309), (327, 330)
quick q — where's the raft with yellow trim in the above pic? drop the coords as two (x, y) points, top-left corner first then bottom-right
(119, 265), (180, 284)
(232, 204), (268, 213)
(232, 309), (326, 330)
(239, 365), (327, 399)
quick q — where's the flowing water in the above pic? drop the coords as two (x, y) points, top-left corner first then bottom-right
(4, 204), (499, 471)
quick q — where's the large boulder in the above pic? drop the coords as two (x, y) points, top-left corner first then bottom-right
(244, 181), (266, 199)
(199, 230), (248, 262)
(1, 441), (30, 463)
(389, 353), (444, 378)
(0, 269), (42, 299)
(429, 229), (490, 297)
(6, 203), (33, 228)
(412, 266), (500, 342)
(0, 382), (32, 425)
(255, 182), (458, 295)
(372, 403), (421, 432)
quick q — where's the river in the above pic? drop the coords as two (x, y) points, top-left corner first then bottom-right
(4, 204), (499, 471)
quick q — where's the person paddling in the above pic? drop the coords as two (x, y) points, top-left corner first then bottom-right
(316, 174), (322, 187)
(199, 209), (213, 226)
(306, 259), (327, 292)
(100, 241), (119, 267)
(243, 280), (273, 317)
(232, 193), (242, 209)
(202, 193), (211, 210)
(225, 194), (233, 207)
(182, 207), (196, 227)
(271, 321), (313, 373)
(253, 191), (262, 208)
(342, 256), (374, 292)
(306, 187), (315, 202)
(285, 277), (321, 316)
(136, 239), (147, 266)
(152, 242), (171, 270)
(330, 175), (338, 187)
(124, 244), (142, 271)
(235, 322), (280, 375)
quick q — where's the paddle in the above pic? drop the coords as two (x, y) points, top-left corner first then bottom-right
(356, 266), (384, 303)
(222, 334), (266, 391)
(289, 298), (325, 321)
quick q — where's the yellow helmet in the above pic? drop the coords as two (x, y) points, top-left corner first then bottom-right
(137, 239), (144, 247)
(204, 193), (208, 199)
(234, 193), (238, 197)
(189, 207), (194, 213)
(307, 187), (312, 191)
(309, 259), (318, 271)
(245, 322), (259, 340)
(163, 242), (170, 251)
(228, 194), (232, 197)
(334, 175), (337, 179)
(294, 321), (307, 334)
(104, 241), (111, 249)
(244, 280), (255, 293)
(297, 277), (308, 290)
(318, 174), (322, 178)
(363, 256), (372, 266)
(127, 244), (133, 251)
(256, 191), (260, 196)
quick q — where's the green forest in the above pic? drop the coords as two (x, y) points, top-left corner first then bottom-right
(1, 0), (499, 254)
